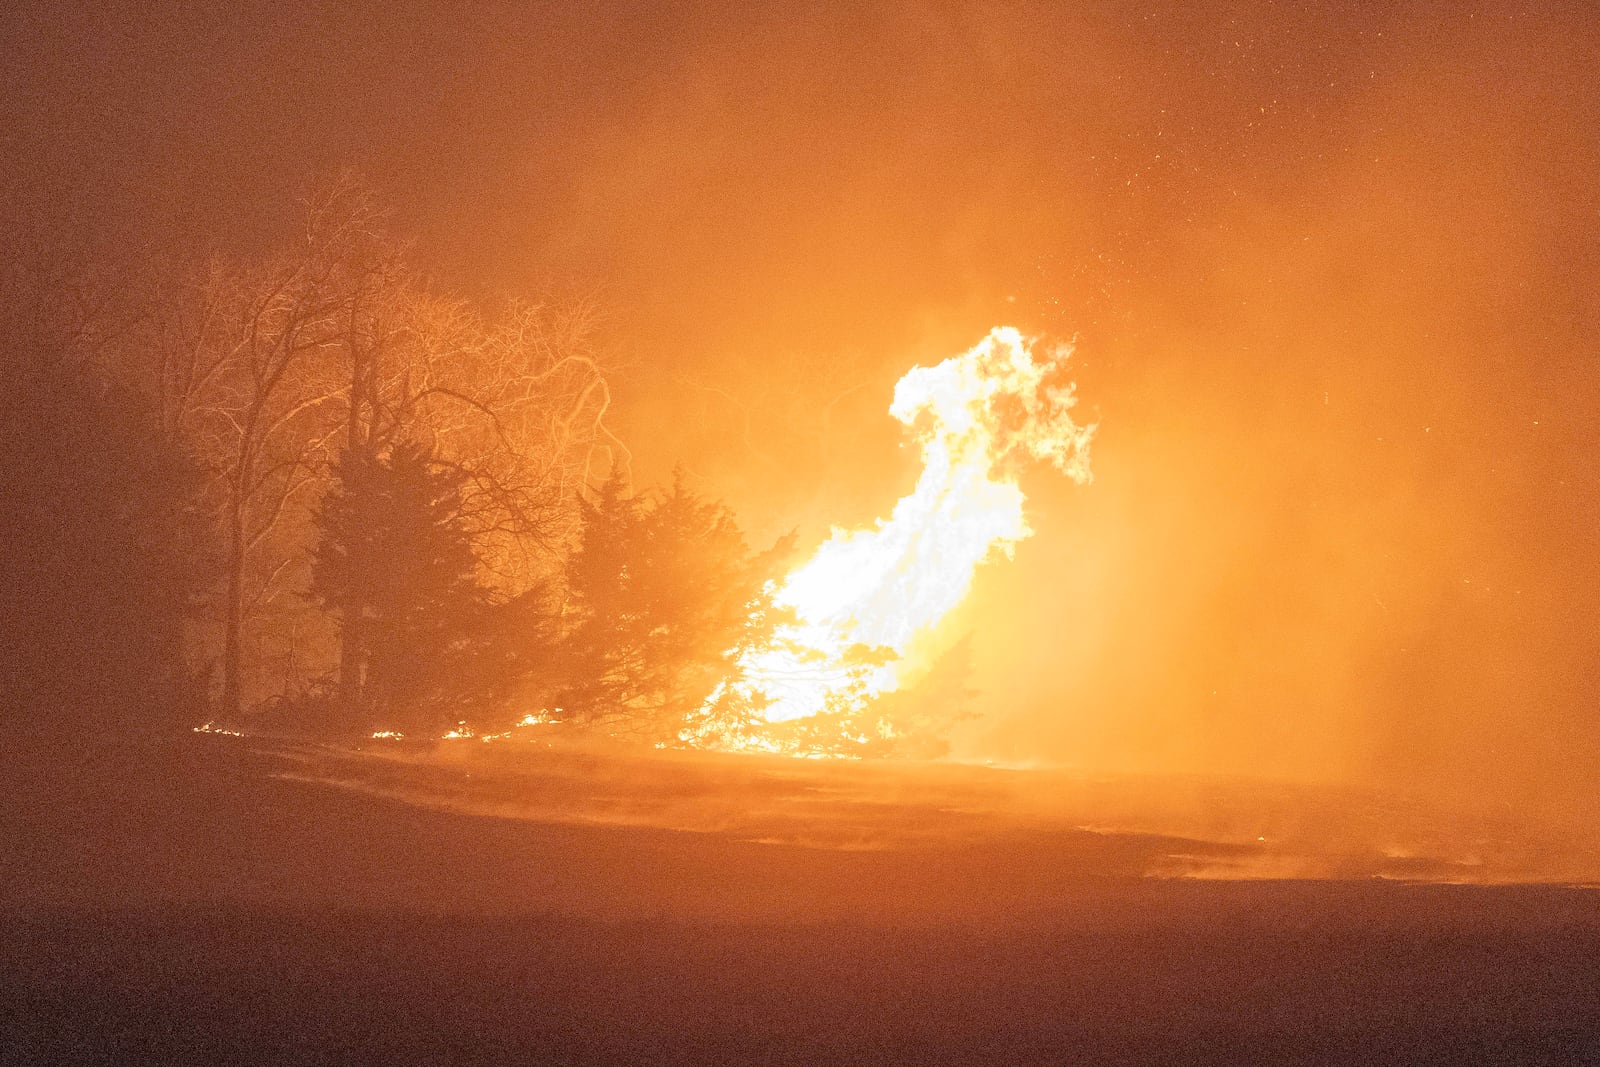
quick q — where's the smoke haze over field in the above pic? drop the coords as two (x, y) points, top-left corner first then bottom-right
(7, 1), (1597, 807)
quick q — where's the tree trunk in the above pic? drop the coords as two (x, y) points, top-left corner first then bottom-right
(220, 501), (245, 720)
(337, 610), (364, 720)
(335, 321), (371, 721)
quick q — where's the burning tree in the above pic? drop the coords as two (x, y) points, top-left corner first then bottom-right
(55, 165), (1094, 763)
(688, 327), (1095, 757)
(555, 469), (793, 742)
(437, 328), (1093, 759)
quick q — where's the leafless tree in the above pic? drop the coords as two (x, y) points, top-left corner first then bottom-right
(159, 186), (371, 715)
(322, 281), (624, 711)
(122, 177), (623, 720)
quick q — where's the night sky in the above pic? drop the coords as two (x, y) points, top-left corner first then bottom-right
(7, 0), (1597, 807)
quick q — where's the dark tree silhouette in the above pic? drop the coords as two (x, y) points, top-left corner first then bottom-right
(140, 175), (619, 723)
(0, 263), (214, 745)
(557, 469), (791, 741)
(311, 443), (489, 732)
(556, 469), (643, 725)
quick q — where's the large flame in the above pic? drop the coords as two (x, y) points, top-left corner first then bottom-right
(701, 327), (1094, 746)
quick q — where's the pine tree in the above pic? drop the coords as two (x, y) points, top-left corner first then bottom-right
(558, 468), (791, 741)
(311, 442), (487, 732)
(557, 468), (645, 726)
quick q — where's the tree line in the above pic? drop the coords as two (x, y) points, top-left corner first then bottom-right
(2, 177), (793, 748)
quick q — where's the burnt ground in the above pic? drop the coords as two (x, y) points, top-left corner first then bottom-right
(3, 735), (1599, 1065)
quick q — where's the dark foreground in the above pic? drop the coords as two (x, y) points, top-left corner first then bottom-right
(7, 893), (1600, 1066)
(3, 738), (1598, 1065)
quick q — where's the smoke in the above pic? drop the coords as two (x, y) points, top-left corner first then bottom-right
(7, 0), (1597, 814)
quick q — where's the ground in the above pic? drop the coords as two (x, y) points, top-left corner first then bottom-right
(3, 735), (1598, 1064)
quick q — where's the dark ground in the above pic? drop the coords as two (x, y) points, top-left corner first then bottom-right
(3, 736), (1598, 1065)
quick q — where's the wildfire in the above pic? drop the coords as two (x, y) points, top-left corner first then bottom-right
(443, 712), (559, 743)
(690, 326), (1094, 751)
(403, 326), (1093, 758)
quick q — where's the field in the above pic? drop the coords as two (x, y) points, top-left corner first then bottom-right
(4, 735), (1598, 1064)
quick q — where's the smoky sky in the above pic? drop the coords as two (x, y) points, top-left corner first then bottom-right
(6, 0), (1597, 808)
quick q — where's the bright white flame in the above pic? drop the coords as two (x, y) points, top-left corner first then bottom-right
(720, 326), (1094, 728)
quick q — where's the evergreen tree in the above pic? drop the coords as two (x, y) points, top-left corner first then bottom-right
(558, 469), (791, 741)
(311, 442), (487, 732)
(556, 468), (645, 725)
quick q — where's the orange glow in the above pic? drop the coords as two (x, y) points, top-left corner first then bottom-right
(685, 326), (1094, 753)
(444, 711), (560, 744)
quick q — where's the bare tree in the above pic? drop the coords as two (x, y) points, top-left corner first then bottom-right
(322, 283), (625, 713)
(125, 177), (623, 722)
